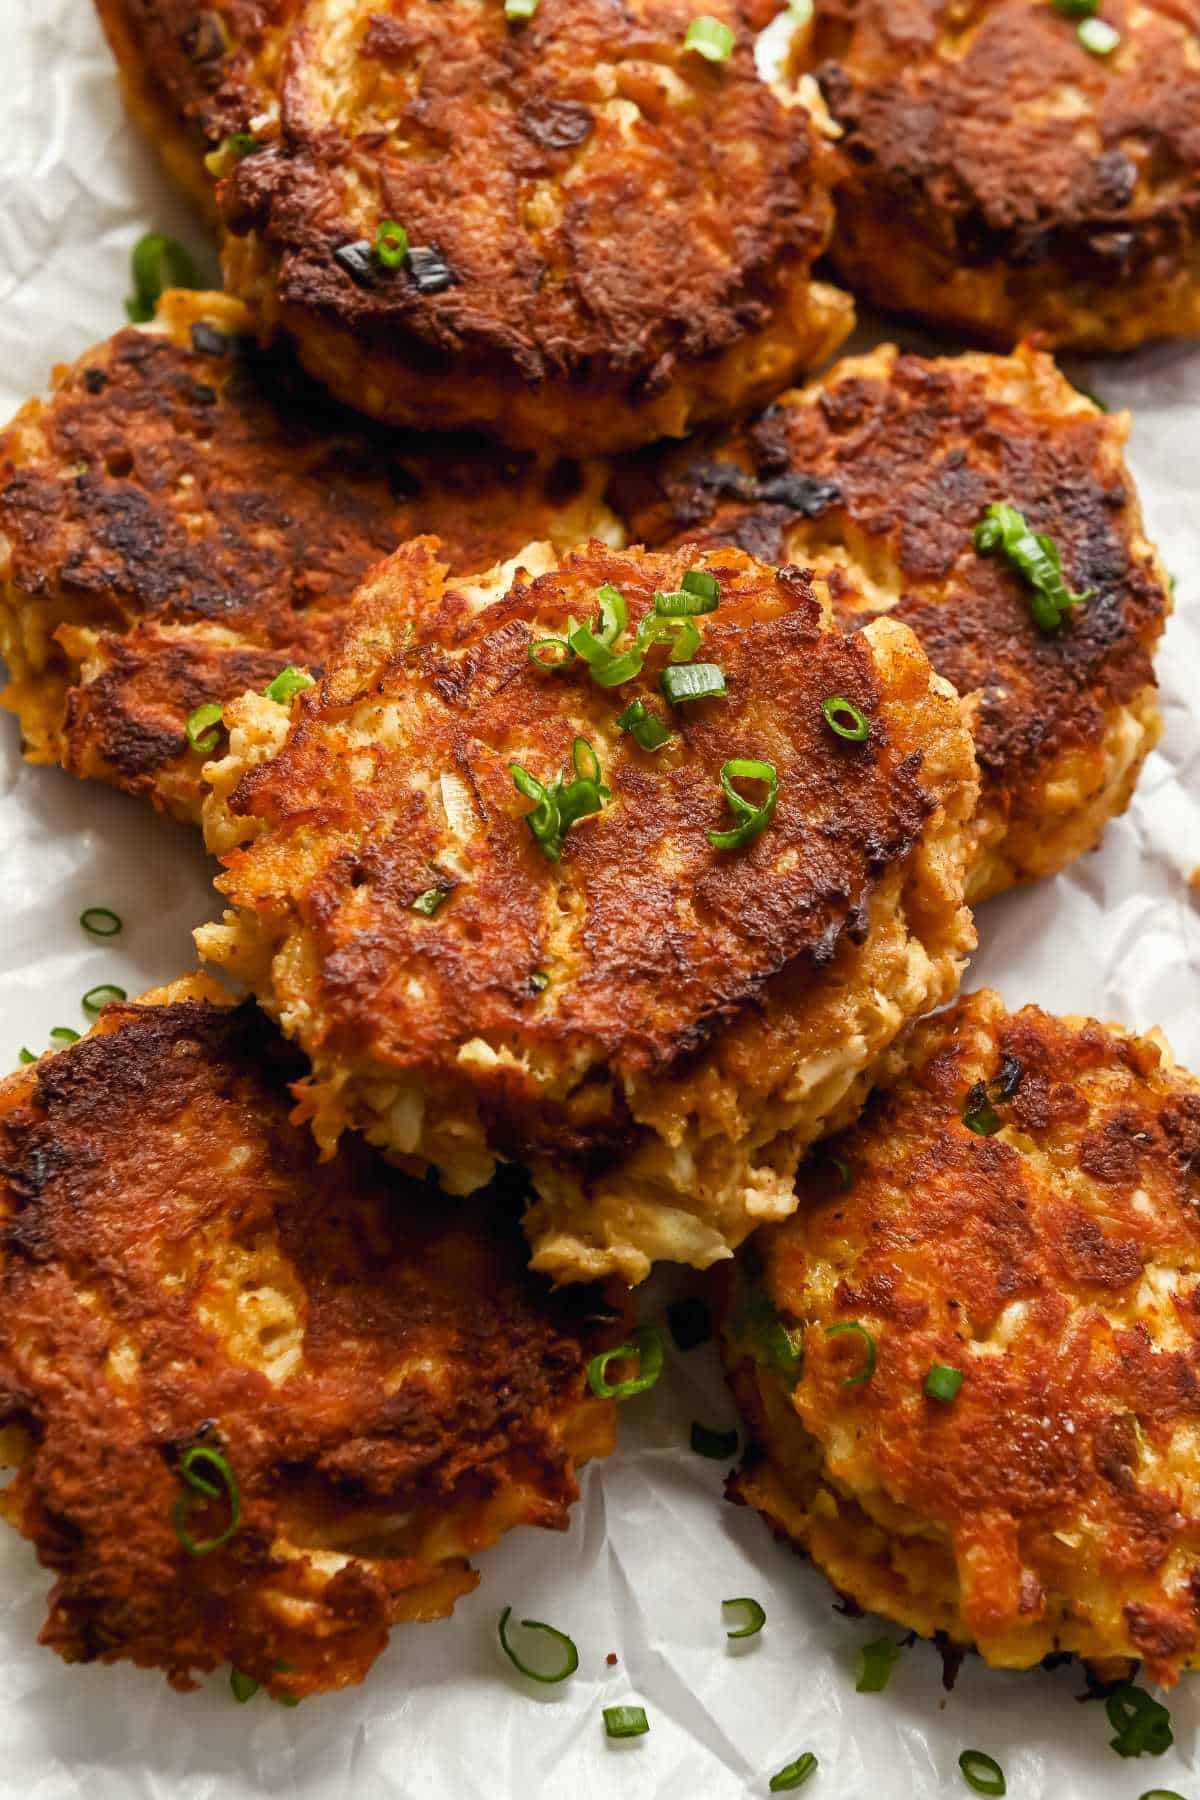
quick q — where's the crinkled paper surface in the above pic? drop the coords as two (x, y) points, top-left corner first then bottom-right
(1, 1), (1199, 1793)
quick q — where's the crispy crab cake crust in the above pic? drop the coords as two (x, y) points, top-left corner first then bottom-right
(198, 539), (977, 1285)
(792, 0), (1200, 350)
(0, 289), (617, 821)
(92, 0), (853, 451)
(615, 341), (1170, 903)
(723, 990), (1200, 1686)
(0, 977), (620, 1698)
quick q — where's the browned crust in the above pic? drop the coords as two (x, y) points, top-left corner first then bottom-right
(798, 0), (1200, 349)
(0, 990), (620, 1696)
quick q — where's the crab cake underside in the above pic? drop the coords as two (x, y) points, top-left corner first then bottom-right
(198, 537), (977, 1286)
(93, 0), (853, 451)
(616, 341), (1170, 903)
(793, 0), (1200, 351)
(0, 978), (620, 1699)
(0, 289), (617, 822)
(723, 989), (1200, 1686)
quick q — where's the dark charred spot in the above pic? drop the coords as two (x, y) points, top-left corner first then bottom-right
(190, 323), (229, 357)
(405, 246), (457, 295)
(517, 97), (594, 151)
(333, 241), (377, 289)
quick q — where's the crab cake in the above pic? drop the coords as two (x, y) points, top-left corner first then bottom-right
(0, 289), (617, 822)
(197, 538), (977, 1285)
(92, 0), (854, 452)
(790, 0), (1200, 351)
(0, 976), (620, 1699)
(723, 989), (1200, 1685)
(616, 342), (1170, 903)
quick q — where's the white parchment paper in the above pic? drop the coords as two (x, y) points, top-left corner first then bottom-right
(1, 2), (1199, 1793)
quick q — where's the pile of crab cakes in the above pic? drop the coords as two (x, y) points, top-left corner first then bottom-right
(0, 0), (1195, 1754)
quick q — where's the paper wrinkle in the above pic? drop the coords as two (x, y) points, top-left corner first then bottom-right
(2, 0), (1200, 1792)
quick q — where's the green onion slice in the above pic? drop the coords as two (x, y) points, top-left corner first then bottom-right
(603, 1705), (649, 1739)
(263, 665), (315, 704)
(49, 1027), (81, 1048)
(590, 646), (646, 689)
(722, 1596), (765, 1639)
(1137, 1791), (1187, 1800)
(974, 501), (1090, 631)
(683, 14), (735, 59)
(681, 567), (720, 604)
(616, 698), (672, 751)
(375, 219), (408, 267)
(126, 232), (200, 323)
(1052, 0), (1096, 12)
(654, 581), (719, 617)
(498, 1606), (579, 1683)
(528, 636), (574, 670)
(662, 659), (726, 706)
(530, 969), (550, 993)
(764, 1320), (804, 1384)
(821, 694), (869, 742)
(666, 1296), (712, 1350)
(172, 1444), (241, 1556)
(411, 887), (451, 917)
(1078, 15), (1119, 51)
(691, 1422), (738, 1460)
(708, 757), (778, 850)
(595, 584), (628, 647)
(510, 738), (609, 862)
(825, 1320), (876, 1386)
(789, 0), (813, 20)
(1106, 1684), (1173, 1757)
(856, 1636), (902, 1693)
(962, 1080), (1003, 1136)
(81, 985), (127, 1018)
(185, 701), (224, 753)
(505, 0), (539, 19)
(925, 1363), (964, 1403)
(17, 1048), (35, 1066)
(80, 906), (122, 938)
(958, 1750), (1006, 1795)
(586, 1325), (664, 1399)
(769, 1753), (818, 1792)
(642, 615), (703, 666)
(230, 1668), (260, 1703)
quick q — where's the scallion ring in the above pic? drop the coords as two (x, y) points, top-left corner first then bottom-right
(586, 1325), (664, 1399)
(1052, 0), (1096, 12)
(263, 665), (314, 704)
(49, 1028), (81, 1048)
(185, 701), (224, 753)
(925, 1363), (964, 1403)
(81, 985), (127, 1018)
(681, 567), (720, 604)
(1106, 1684), (1173, 1757)
(974, 501), (1090, 631)
(769, 1754), (818, 1792)
(80, 907), (122, 938)
(722, 1596), (765, 1639)
(505, 0), (539, 20)
(528, 636), (574, 670)
(1137, 1791), (1187, 1800)
(171, 1444), (241, 1556)
(375, 219), (408, 268)
(856, 1636), (902, 1693)
(411, 887), (451, 917)
(765, 1320), (804, 1385)
(17, 1048), (35, 1066)
(603, 1705), (649, 1739)
(691, 1422), (738, 1460)
(230, 1668), (260, 1703)
(825, 1320), (876, 1386)
(708, 757), (778, 850)
(821, 694), (869, 742)
(590, 646), (646, 689)
(616, 698), (672, 752)
(683, 14), (735, 59)
(654, 582), (719, 617)
(1077, 15), (1119, 52)
(962, 1081), (1003, 1136)
(958, 1750), (1006, 1795)
(595, 583), (628, 648)
(498, 1606), (579, 1683)
(126, 232), (200, 323)
(641, 614), (703, 665)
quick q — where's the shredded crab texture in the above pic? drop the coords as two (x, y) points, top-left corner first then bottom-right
(198, 538), (977, 1284)
(724, 990), (1200, 1685)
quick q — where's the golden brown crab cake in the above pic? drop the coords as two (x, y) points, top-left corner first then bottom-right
(91, 0), (853, 452)
(0, 288), (617, 822)
(615, 342), (1170, 904)
(790, 0), (1200, 351)
(197, 538), (977, 1285)
(0, 975), (621, 1700)
(722, 989), (1200, 1687)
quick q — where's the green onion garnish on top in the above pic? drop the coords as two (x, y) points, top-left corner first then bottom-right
(1051, 0), (1096, 13)
(722, 1596), (765, 1639)
(962, 1080), (1002, 1136)
(654, 570), (721, 616)
(825, 1320), (876, 1386)
(708, 758), (778, 850)
(171, 1444), (241, 1556)
(230, 1668), (260, 1703)
(586, 1325), (664, 1399)
(263, 666), (315, 704)
(411, 887), (451, 917)
(510, 737), (610, 862)
(528, 635), (574, 670)
(185, 701), (224, 753)
(498, 1606), (579, 1683)
(661, 661), (726, 705)
(603, 1705), (649, 1739)
(82, 984), (127, 1018)
(80, 907), (122, 938)
(691, 1421), (738, 1460)
(375, 219), (408, 267)
(958, 1749), (1006, 1795)
(856, 1636), (902, 1692)
(1077, 15), (1119, 52)
(1136, 1790), (1187, 1800)
(126, 232), (200, 324)
(925, 1363), (964, 1403)
(683, 14), (735, 59)
(1106, 1684), (1173, 1757)
(49, 1027), (81, 1048)
(666, 1296), (712, 1350)
(821, 694), (869, 742)
(616, 698), (672, 752)
(505, 0), (539, 18)
(769, 1753), (818, 1792)
(17, 1048), (35, 1066)
(974, 502), (1090, 631)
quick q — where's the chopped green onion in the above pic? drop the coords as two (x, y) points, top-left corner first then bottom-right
(505, 0), (539, 18)
(856, 1636), (902, 1692)
(1137, 1791), (1187, 1800)
(691, 1422), (738, 1460)
(825, 1320), (876, 1386)
(171, 1444), (241, 1556)
(926, 1363), (964, 1403)
(126, 232), (200, 323)
(586, 1325), (664, 1399)
(595, 584), (628, 646)
(683, 14), (735, 59)
(375, 219), (408, 267)
(1052, 0), (1096, 12)
(185, 701), (224, 753)
(498, 1606), (579, 1683)
(681, 567), (720, 604)
(638, 612), (702, 662)
(411, 887), (451, 917)
(274, 1692), (301, 1708)
(616, 698), (672, 752)
(590, 646), (646, 688)
(603, 1705), (649, 1739)
(708, 757), (778, 851)
(263, 665), (314, 704)
(722, 1596), (765, 1639)
(666, 1296), (712, 1350)
(821, 694), (869, 743)
(1107, 1685), (1173, 1758)
(765, 1320), (805, 1384)
(528, 636), (574, 670)
(788, 0), (814, 20)
(770, 1754), (818, 1792)
(530, 969), (550, 993)
(227, 130), (258, 157)
(962, 1080), (1002, 1135)
(958, 1750), (1006, 1795)
(230, 1668), (260, 1703)
(1078, 15), (1119, 51)
(204, 132), (258, 176)
(81, 985), (127, 1018)
(974, 502), (1090, 631)
(510, 738), (610, 862)
(49, 1027), (81, 1048)
(80, 907), (122, 938)
(17, 1048), (35, 1065)
(654, 576), (720, 617)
